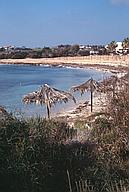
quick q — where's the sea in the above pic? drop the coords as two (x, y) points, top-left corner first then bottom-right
(0, 64), (111, 118)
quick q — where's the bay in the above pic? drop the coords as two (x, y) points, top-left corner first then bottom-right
(0, 64), (111, 117)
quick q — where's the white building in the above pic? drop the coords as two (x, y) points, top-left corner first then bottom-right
(105, 41), (124, 54)
(115, 42), (123, 54)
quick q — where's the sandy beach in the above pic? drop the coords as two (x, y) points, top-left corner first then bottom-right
(0, 55), (129, 72)
(0, 55), (128, 123)
(56, 92), (109, 125)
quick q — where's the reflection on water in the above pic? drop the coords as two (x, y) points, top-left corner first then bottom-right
(0, 64), (111, 117)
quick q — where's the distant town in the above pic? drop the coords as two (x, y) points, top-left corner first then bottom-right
(0, 38), (129, 59)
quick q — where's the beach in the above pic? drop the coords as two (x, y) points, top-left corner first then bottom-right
(0, 55), (128, 122)
(0, 55), (129, 72)
(56, 92), (109, 125)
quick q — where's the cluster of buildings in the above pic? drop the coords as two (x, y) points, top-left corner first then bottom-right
(0, 42), (128, 57)
(113, 42), (128, 54)
(0, 45), (32, 53)
(79, 45), (106, 55)
(79, 42), (128, 55)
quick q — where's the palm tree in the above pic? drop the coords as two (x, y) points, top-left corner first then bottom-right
(71, 78), (100, 112)
(23, 84), (76, 118)
(122, 37), (129, 52)
(107, 41), (117, 54)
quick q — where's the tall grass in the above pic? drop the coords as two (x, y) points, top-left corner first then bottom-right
(1, 81), (129, 191)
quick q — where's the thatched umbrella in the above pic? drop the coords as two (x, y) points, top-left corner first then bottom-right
(71, 78), (100, 112)
(23, 84), (76, 118)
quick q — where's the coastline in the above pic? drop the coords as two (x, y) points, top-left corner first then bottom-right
(0, 55), (128, 123)
(0, 55), (129, 73)
(56, 92), (108, 125)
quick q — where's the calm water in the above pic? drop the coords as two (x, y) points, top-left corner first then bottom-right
(0, 64), (111, 117)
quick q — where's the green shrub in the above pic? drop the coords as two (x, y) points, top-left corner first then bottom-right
(0, 102), (129, 192)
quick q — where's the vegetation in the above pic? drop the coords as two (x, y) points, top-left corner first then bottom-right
(122, 37), (129, 50)
(107, 40), (118, 54)
(1, 76), (129, 191)
(0, 44), (107, 59)
(0, 37), (129, 59)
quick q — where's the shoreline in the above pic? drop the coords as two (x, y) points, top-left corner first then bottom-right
(55, 92), (108, 125)
(1, 55), (128, 123)
(0, 55), (129, 73)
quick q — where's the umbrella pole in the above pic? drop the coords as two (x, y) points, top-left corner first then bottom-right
(91, 90), (93, 112)
(90, 78), (93, 112)
(46, 104), (50, 119)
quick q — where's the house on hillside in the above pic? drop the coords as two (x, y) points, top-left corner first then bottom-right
(115, 42), (128, 54)
(79, 45), (106, 55)
(105, 41), (128, 55)
(115, 42), (123, 54)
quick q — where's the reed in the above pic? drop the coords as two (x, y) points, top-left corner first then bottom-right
(1, 79), (129, 192)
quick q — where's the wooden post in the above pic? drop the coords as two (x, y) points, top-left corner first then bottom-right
(46, 104), (50, 119)
(91, 90), (93, 112)
(46, 101), (51, 119)
(45, 91), (51, 119)
(90, 78), (93, 112)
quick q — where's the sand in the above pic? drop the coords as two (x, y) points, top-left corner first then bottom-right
(0, 55), (129, 71)
(56, 92), (108, 125)
(0, 55), (128, 123)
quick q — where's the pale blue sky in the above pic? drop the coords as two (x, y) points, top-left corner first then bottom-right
(0, 0), (129, 47)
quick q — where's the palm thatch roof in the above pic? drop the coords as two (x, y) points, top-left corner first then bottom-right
(71, 78), (101, 112)
(71, 78), (100, 94)
(23, 84), (76, 107)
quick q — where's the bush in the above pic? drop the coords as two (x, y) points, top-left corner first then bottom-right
(11, 52), (28, 59)
(88, 84), (129, 191)
(1, 85), (129, 192)
(0, 117), (96, 192)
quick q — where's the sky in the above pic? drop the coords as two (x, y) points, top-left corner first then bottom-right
(0, 0), (129, 47)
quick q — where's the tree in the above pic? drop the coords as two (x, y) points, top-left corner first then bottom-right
(23, 84), (76, 118)
(122, 37), (129, 53)
(69, 44), (80, 56)
(42, 47), (52, 58)
(107, 41), (117, 54)
(0, 47), (5, 52)
(11, 52), (28, 59)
